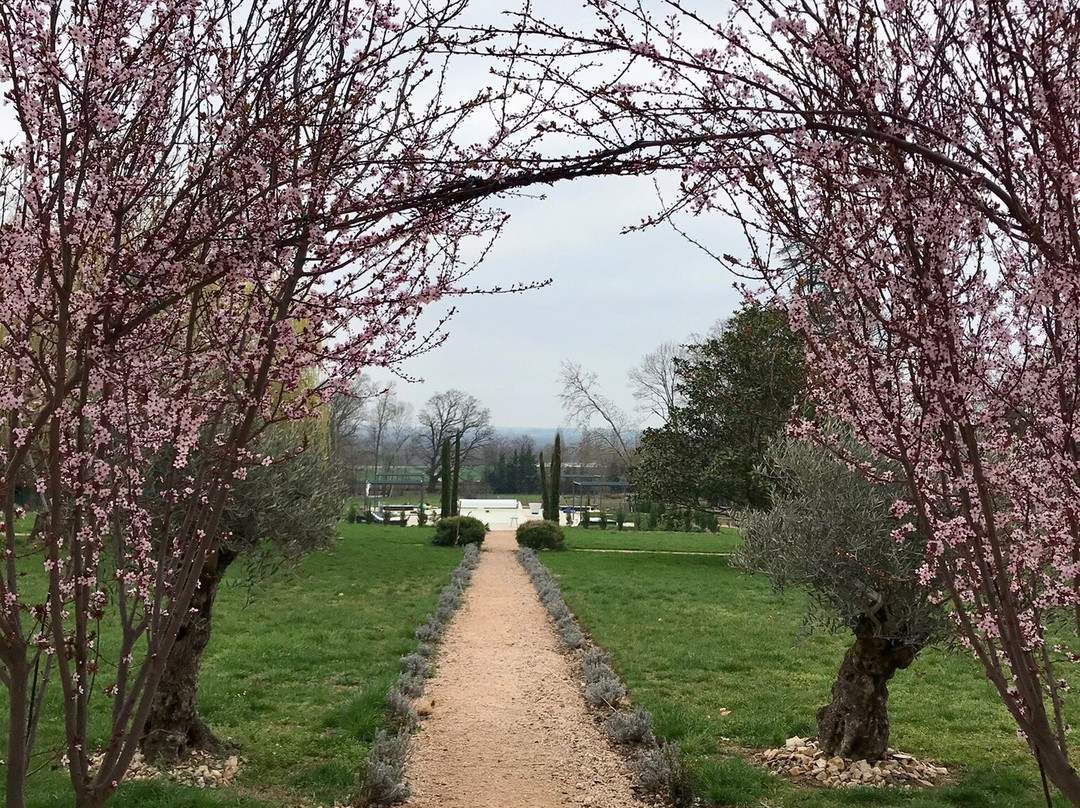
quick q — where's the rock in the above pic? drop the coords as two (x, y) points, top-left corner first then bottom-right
(757, 738), (949, 791)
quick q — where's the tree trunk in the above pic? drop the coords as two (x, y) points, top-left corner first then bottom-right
(6, 657), (28, 808)
(140, 546), (237, 763)
(815, 632), (918, 762)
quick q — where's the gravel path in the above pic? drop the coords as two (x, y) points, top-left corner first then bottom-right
(402, 530), (645, 808)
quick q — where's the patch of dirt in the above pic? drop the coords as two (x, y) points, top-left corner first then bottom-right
(402, 530), (648, 808)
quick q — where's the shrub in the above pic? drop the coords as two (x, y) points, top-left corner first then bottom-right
(615, 508), (626, 530)
(585, 670), (627, 708)
(416, 505), (428, 527)
(431, 515), (487, 546)
(636, 741), (689, 804)
(581, 509), (591, 529)
(385, 686), (418, 726)
(599, 511), (609, 530)
(347, 504), (358, 523)
(355, 728), (412, 806)
(515, 519), (566, 550)
(605, 707), (656, 747)
(695, 509), (719, 532)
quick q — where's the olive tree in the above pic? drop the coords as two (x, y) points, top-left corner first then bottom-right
(735, 437), (945, 761)
(141, 423), (344, 762)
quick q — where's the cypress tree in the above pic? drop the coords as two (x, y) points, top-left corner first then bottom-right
(539, 451), (549, 520)
(440, 437), (451, 516)
(550, 433), (562, 523)
(451, 434), (462, 517)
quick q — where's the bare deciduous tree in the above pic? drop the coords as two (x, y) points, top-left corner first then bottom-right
(558, 361), (637, 472)
(628, 341), (685, 425)
(366, 383), (417, 475)
(417, 389), (495, 485)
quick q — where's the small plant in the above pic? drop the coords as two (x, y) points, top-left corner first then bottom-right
(400, 652), (429, 679)
(648, 506), (659, 531)
(584, 670), (626, 709)
(565, 509), (574, 527)
(599, 511), (609, 530)
(416, 505), (428, 527)
(414, 614), (444, 644)
(605, 706), (656, 747)
(582, 646), (613, 680)
(347, 503), (358, 523)
(364, 509), (376, 523)
(355, 728), (412, 806)
(636, 741), (689, 804)
(516, 519), (566, 550)
(431, 515), (487, 546)
(385, 686), (418, 726)
(581, 509), (591, 529)
(615, 508), (626, 530)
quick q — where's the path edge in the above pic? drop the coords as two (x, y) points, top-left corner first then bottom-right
(354, 542), (483, 806)
(516, 547), (684, 806)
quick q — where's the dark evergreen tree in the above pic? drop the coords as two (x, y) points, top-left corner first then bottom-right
(451, 434), (462, 516)
(539, 451), (550, 519)
(549, 432), (562, 521)
(440, 437), (452, 516)
(633, 303), (806, 511)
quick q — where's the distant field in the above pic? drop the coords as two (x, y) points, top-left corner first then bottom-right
(9, 523), (460, 808)
(540, 549), (1074, 808)
(563, 526), (742, 554)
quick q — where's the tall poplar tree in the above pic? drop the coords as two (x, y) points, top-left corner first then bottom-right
(549, 433), (562, 521)
(440, 438), (452, 517)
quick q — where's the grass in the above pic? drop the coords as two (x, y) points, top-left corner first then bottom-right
(8, 523), (460, 808)
(539, 549), (1074, 808)
(563, 525), (742, 554)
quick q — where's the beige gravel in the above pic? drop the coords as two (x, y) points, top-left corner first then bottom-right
(402, 530), (645, 808)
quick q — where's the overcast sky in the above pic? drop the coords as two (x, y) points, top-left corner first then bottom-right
(383, 175), (744, 430)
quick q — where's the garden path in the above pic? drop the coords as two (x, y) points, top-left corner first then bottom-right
(402, 529), (645, 808)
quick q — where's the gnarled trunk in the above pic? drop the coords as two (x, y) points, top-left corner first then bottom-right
(140, 546), (237, 763)
(815, 632), (918, 762)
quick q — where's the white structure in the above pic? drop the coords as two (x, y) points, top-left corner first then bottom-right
(458, 499), (526, 529)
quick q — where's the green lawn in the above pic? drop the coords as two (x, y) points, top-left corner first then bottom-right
(564, 525), (742, 554)
(11, 523), (459, 808)
(540, 549), (1074, 808)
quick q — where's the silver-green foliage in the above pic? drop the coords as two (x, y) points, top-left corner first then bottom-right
(356, 729), (412, 806)
(605, 707), (655, 746)
(224, 422), (345, 585)
(735, 436), (943, 646)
